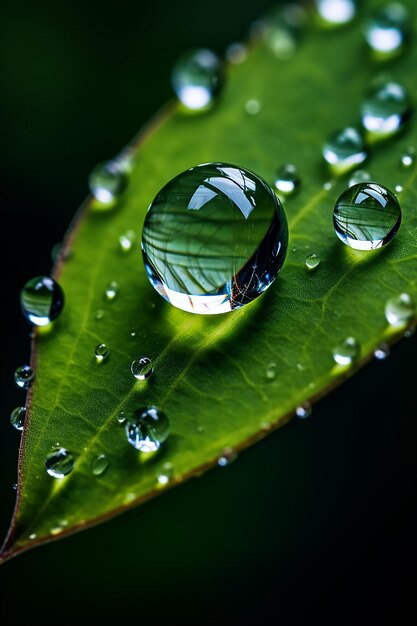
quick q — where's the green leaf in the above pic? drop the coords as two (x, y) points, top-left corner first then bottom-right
(3, 0), (417, 562)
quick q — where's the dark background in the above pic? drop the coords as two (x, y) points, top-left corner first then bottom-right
(0, 1), (416, 623)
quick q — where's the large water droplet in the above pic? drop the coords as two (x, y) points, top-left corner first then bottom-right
(10, 406), (26, 431)
(171, 49), (224, 111)
(20, 276), (64, 326)
(14, 364), (34, 389)
(323, 127), (367, 175)
(89, 160), (128, 205)
(348, 169), (371, 187)
(364, 3), (409, 57)
(385, 293), (415, 326)
(95, 343), (109, 363)
(45, 448), (75, 478)
(105, 281), (119, 301)
(315, 0), (357, 26)
(119, 229), (136, 253)
(141, 163), (288, 314)
(333, 182), (401, 250)
(274, 163), (300, 195)
(131, 357), (154, 381)
(125, 406), (170, 452)
(332, 336), (360, 365)
(91, 453), (110, 476)
(361, 82), (411, 142)
(157, 462), (174, 486)
(305, 253), (320, 270)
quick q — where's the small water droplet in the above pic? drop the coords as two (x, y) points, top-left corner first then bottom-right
(315, 0), (357, 26)
(323, 180), (334, 191)
(29, 533), (37, 540)
(95, 309), (105, 320)
(94, 343), (109, 364)
(89, 160), (128, 205)
(266, 362), (277, 380)
(10, 406), (26, 431)
(395, 184), (403, 194)
(348, 169), (371, 187)
(196, 424), (205, 433)
(130, 327), (137, 337)
(374, 343), (390, 360)
(45, 448), (75, 478)
(14, 364), (34, 389)
(332, 337), (360, 365)
(125, 406), (170, 452)
(91, 453), (110, 476)
(333, 182), (401, 250)
(12, 483), (17, 491)
(117, 410), (126, 424)
(305, 253), (320, 270)
(405, 326), (415, 338)
(157, 462), (174, 486)
(245, 99), (261, 115)
(225, 42), (247, 64)
(172, 48), (224, 111)
(119, 229), (136, 253)
(361, 82), (411, 142)
(323, 127), (367, 175)
(266, 23), (297, 60)
(105, 281), (119, 301)
(20, 276), (64, 326)
(274, 163), (300, 195)
(296, 402), (312, 419)
(131, 357), (154, 381)
(217, 447), (237, 466)
(401, 146), (415, 168)
(364, 3), (409, 57)
(385, 293), (415, 326)
(296, 362), (305, 371)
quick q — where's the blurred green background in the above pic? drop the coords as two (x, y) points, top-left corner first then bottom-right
(1, 0), (416, 623)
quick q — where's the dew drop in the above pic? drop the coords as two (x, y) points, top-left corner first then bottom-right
(131, 356), (154, 381)
(157, 462), (174, 486)
(119, 229), (136, 253)
(217, 447), (237, 466)
(196, 424), (205, 434)
(274, 163), (300, 195)
(12, 483), (17, 491)
(364, 3), (409, 57)
(266, 362), (277, 380)
(125, 406), (170, 452)
(305, 253), (320, 270)
(245, 99), (261, 115)
(91, 453), (110, 476)
(20, 276), (64, 326)
(348, 169), (371, 187)
(117, 410), (126, 424)
(401, 147), (415, 168)
(374, 343), (390, 360)
(95, 343), (109, 364)
(172, 48), (224, 111)
(333, 337), (360, 366)
(315, 0), (357, 26)
(296, 402), (312, 419)
(225, 42), (247, 64)
(323, 180), (334, 191)
(141, 163), (288, 314)
(14, 364), (34, 389)
(10, 406), (26, 431)
(89, 160), (128, 205)
(361, 82), (411, 142)
(266, 20), (297, 60)
(29, 533), (37, 540)
(45, 448), (75, 478)
(105, 281), (119, 301)
(333, 182), (401, 250)
(95, 309), (105, 320)
(395, 184), (403, 194)
(322, 127), (367, 175)
(385, 293), (415, 326)
(130, 327), (137, 337)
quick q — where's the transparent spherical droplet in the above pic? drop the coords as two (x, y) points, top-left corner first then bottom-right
(91, 453), (110, 476)
(266, 362), (277, 380)
(141, 163), (288, 315)
(401, 146), (415, 168)
(361, 82), (411, 142)
(125, 406), (170, 452)
(20, 276), (64, 326)
(245, 99), (262, 115)
(12, 483), (17, 491)
(95, 343), (109, 363)
(217, 447), (237, 466)
(333, 182), (401, 250)
(266, 20), (297, 60)
(305, 253), (320, 270)
(332, 336), (360, 365)
(315, 0), (357, 26)
(45, 448), (75, 478)
(225, 42), (247, 65)
(172, 49), (224, 111)
(105, 281), (119, 301)
(395, 184), (403, 194)
(10, 406), (26, 431)
(28, 533), (37, 540)
(323, 127), (367, 175)
(119, 229), (136, 253)
(374, 343), (390, 360)
(348, 169), (371, 187)
(14, 364), (34, 389)
(296, 402), (312, 419)
(157, 462), (174, 486)
(364, 3), (409, 57)
(274, 163), (300, 195)
(131, 357), (154, 381)
(89, 160), (128, 205)
(385, 292), (415, 326)
(95, 309), (105, 320)
(117, 410), (126, 424)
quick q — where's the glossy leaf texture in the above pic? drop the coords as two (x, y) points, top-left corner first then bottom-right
(3, 0), (417, 561)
